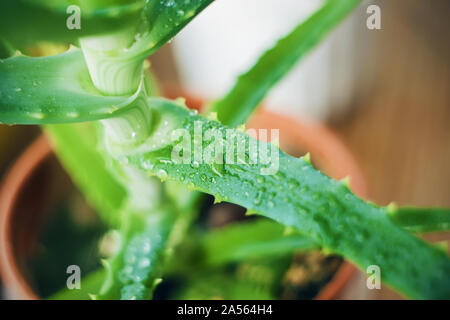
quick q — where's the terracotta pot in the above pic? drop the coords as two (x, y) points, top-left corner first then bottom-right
(0, 96), (367, 300)
(0, 136), (51, 299)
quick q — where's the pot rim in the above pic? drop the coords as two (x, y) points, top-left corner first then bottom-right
(0, 109), (367, 301)
(0, 135), (50, 300)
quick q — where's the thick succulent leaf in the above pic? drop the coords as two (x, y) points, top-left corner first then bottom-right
(174, 209), (450, 273)
(0, 48), (143, 124)
(389, 207), (450, 233)
(45, 123), (127, 227)
(43, 64), (162, 226)
(119, 97), (450, 299)
(98, 206), (176, 300)
(198, 209), (450, 268)
(44, 122), (179, 300)
(88, 0), (215, 72)
(136, 0), (215, 56)
(211, 0), (361, 127)
(0, 0), (214, 52)
(0, 0), (144, 48)
(0, 0), (215, 124)
(200, 219), (319, 267)
(97, 194), (201, 300)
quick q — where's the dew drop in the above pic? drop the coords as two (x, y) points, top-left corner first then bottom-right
(288, 181), (297, 190)
(253, 195), (261, 205)
(67, 112), (79, 118)
(156, 169), (168, 181)
(141, 160), (154, 170)
(138, 258), (150, 268)
(30, 113), (44, 119)
(123, 266), (133, 274)
(191, 161), (200, 168)
(142, 241), (151, 253)
(126, 255), (136, 264)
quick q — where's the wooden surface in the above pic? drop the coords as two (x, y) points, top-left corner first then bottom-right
(330, 0), (450, 299)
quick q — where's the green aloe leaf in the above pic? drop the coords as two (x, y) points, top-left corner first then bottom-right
(0, 48), (143, 124)
(0, 0), (214, 53)
(390, 207), (450, 233)
(0, 0), (145, 48)
(44, 123), (127, 227)
(118, 97), (450, 299)
(211, 0), (361, 127)
(0, 0), (215, 124)
(137, 0), (215, 56)
(198, 207), (450, 268)
(45, 121), (179, 300)
(98, 205), (177, 300)
(139, 0), (214, 53)
(170, 209), (450, 275)
(44, 120), (177, 300)
(200, 219), (319, 267)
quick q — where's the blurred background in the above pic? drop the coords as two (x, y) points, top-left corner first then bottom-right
(0, 0), (449, 299)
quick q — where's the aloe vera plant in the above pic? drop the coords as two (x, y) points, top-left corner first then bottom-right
(1, 0), (449, 300)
